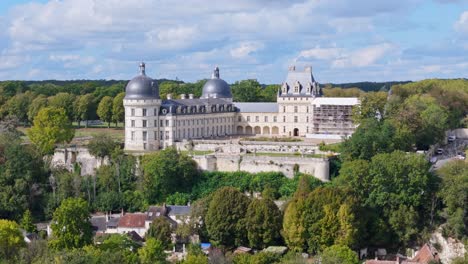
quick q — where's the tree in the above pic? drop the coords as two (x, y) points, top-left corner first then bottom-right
(283, 197), (307, 252)
(205, 187), (250, 247)
(183, 254), (209, 264)
(138, 238), (167, 264)
(0, 219), (26, 260)
(112, 92), (125, 126)
(352, 91), (388, 123)
(49, 198), (92, 250)
(245, 198), (282, 249)
(27, 107), (74, 155)
(2, 93), (33, 124)
(437, 160), (468, 239)
(147, 217), (172, 248)
(0, 132), (47, 220)
(20, 209), (36, 233)
(231, 80), (261, 102)
(48, 92), (76, 121)
(320, 245), (359, 264)
(75, 94), (95, 128)
(27, 95), (48, 123)
(142, 147), (198, 203)
(97, 96), (113, 128)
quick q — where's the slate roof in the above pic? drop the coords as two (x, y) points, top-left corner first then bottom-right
(90, 216), (107, 232)
(167, 205), (191, 216)
(118, 213), (147, 228)
(107, 217), (119, 228)
(234, 102), (278, 113)
(162, 98), (231, 107)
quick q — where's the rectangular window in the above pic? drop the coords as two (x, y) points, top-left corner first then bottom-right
(165, 131), (169, 140)
(160, 120), (164, 127)
(307, 106), (309, 113)
(283, 126), (286, 132)
(131, 131), (135, 140)
(154, 131), (157, 140)
(131, 108), (135, 116)
(165, 120), (169, 126)
(143, 143), (147, 150)
(294, 116), (298, 123)
(255, 116), (259, 122)
(160, 131), (163, 140)
(306, 116), (309, 123)
(142, 108), (147, 116)
(294, 106), (298, 113)
(264, 116), (268, 122)
(283, 116), (286, 122)
(283, 106), (286, 113)
(307, 126), (309, 133)
(247, 116), (250, 122)
(142, 120), (147, 127)
(143, 131), (147, 141)
(273, 116), (277, 122)
(154, 108), (158, 116)
(131, 120), (135, 127)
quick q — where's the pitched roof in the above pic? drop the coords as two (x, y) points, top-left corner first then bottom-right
(90, 216), (107, 232)
(118, 213), (147, 228)
(405, 244), (437, 264)
(167, 205), (191, 216)
(234, 102), (278, 113)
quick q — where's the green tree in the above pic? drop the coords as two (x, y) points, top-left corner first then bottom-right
(142, 147), (198, 203)
(147, 217), (172, 248)
(112, 92), (125, 126)
(27, 95), (48, 123)
(183, 254), (209, 264)
(97, 96), (113, 128)
(282, 197), (307, 252)
(388, 205), (419, 247)
(320, 245), (359, 264)
(75, 94), (95, 128)
(205, 187), (250, 247)
(352, 91), (388, 123)
(437, 160), (468, 239)
(0, 132), (47, 220)
(245, 198), (282, 249)
(20, 209), (36, 233)
(27, 107), (74, 155)
(0, 219), (26, 260)
(138, 238), (167, 264)
(231, 80), (261, 102)
(48, 92), (76, 121)
(2, 93), (33, 124)
(49, 198), (92, 250)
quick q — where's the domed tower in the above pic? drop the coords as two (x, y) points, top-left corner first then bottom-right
(123, 62), (161, 151)
(201, 66), (232, 101)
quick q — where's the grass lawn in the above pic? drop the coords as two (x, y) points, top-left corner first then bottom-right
(181, 150), (214, 155)
(18, 126), (124, 143)
(247, 152), (325, 158)
(241, 136), (303, 142)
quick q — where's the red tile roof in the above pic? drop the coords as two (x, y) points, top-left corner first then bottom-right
(405, 244), (437, 264)
(118, 213), (147, 228)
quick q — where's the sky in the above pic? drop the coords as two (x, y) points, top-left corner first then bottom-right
(0, 0), (467, 84)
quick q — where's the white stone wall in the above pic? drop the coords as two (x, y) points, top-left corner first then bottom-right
(124, 98), (161, 151)
(192, 154), (329, 181)
(51, 147), (108, 176)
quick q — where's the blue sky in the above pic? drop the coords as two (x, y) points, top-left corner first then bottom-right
(0, 0), (467, 84)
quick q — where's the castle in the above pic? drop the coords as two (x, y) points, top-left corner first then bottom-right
(123, 63), (358, 151)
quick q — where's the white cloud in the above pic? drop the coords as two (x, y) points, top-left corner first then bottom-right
(230, 42), (264, 59)
(298, 47), (342, 60)
(331, 43), (396, 68)
(455, 11), (468, 34)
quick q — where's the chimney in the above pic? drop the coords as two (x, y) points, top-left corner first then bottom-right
(189, 94), (194, 99)
(305, 66), (312, 72)
(167, 93), (172, 100)
(180, 94), (187, 99)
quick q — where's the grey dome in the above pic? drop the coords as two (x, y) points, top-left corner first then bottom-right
(125, 62), (159, 99)
(201, 67), (232, 99)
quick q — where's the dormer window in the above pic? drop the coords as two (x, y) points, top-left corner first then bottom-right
(294, 81), (301, 93)
(282, 83), (288, 93)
